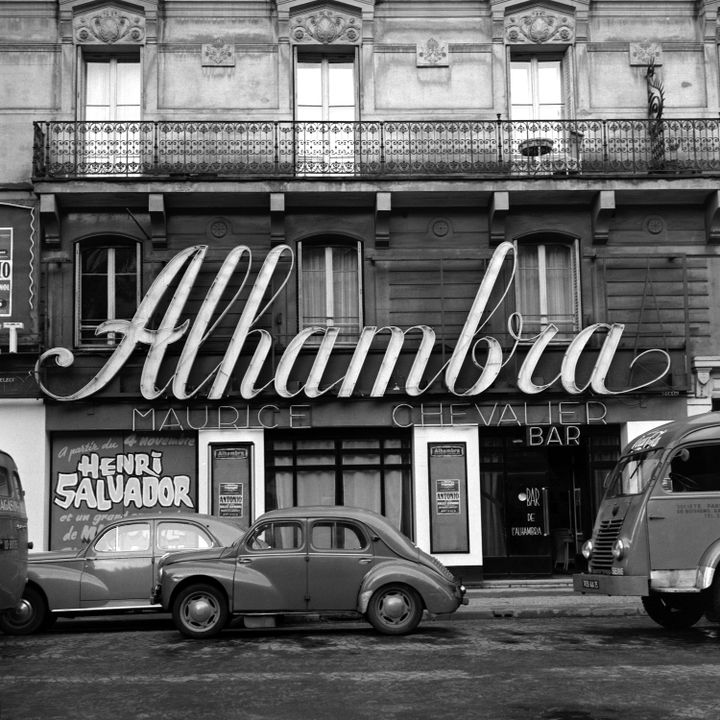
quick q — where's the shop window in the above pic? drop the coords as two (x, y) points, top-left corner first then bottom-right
(298, 241), (362, 342)
(75, 240), (141, 347)
(81, 52), (143, 174)
(514, 239), (580, 340)
(295, 50), (357, 174)
(265, 433), (413, 537)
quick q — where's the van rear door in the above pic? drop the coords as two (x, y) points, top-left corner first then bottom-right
(0, 452), (28, 610)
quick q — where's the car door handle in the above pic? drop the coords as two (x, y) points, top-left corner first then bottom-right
(648, 515), (666, 520)
(237, 558), (253, 564)
(358, 558), (372, 565)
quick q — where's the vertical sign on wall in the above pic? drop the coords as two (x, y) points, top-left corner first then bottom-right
(428, 443), (469, 553)
(211, 444), (252, 527)
(0, 228), (13, 316)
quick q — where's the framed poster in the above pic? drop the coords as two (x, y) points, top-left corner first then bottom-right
(211, 444), (252, 527)
(428, 443), (469, 553)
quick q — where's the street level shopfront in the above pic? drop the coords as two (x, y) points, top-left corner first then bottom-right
(40, 392), (687, 579)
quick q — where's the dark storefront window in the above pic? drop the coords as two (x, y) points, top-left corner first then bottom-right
(479, 427), (620, 575)
(265, 431), (413, 538)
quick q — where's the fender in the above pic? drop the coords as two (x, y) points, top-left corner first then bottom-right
(357, 560), (460, 615)
(695, 538), (720, 590)
(160, 557), (236, 610)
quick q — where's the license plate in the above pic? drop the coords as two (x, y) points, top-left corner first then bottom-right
(582, 579), (600, 590)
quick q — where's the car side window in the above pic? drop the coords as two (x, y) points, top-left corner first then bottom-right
(157, 522), (213, 551)
(0, 466), (9, 496)
(95, 523), (151, 553)
(311, 521), (367, 551)
(666, 444), (720, 493)
(247, 522), (303, 551)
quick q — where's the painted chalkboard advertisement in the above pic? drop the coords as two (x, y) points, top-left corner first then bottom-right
(50, 434), (197, 550)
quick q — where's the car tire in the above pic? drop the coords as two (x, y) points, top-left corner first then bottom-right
(0, 586), (49, 636)
(366, 584), (423, 636)
(641, 593), (705, 630)
(172, 583), (229, 639)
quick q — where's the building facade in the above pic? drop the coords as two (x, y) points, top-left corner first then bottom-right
(3, 0), (720, 578)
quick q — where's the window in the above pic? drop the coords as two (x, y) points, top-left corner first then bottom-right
(665, 445), (720, 493)
(82, 54), (142, 174)
(248, 522), (304, 551)
(299, 241), (362, 341)
(265, 432), (413, 537)
(295, 51), (357, 173)
(311, 521), (367, 551)
(76, 240), (141, 347)
(510, 57), (563, 121)
(157, 523), (213, 551)
(515, 240), (580, 339)
(95, 523), (150, 553)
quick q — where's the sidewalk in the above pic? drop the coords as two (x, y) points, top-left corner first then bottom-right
(444, 576), (645, 620)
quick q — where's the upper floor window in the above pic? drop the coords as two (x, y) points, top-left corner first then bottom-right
(295, 50), (357, 174)
(76, 240), (141, 347)
(510, 56), (563, 120)
(298, 241), (362, 342)
(515, 240), (580, 340)
(84, 55), (141, 121)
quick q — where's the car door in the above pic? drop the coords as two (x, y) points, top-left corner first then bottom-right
(647, 442), (720, 570)
(0, 457), (28, 610)
(232, 519), (307, 612)
(306, 519), (374, 611)
(80, 521), (154, 607)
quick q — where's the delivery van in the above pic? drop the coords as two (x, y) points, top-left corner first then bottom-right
(574, 411), (720, 629)
(0, 451), (28, 611)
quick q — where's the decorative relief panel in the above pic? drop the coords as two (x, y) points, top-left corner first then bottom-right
(629, 42), (662, 67)
(417, 38), (449, 67)
(505, 8), (574, 44)
(290, 6), (362, 45)
(202, 40), (236, 67)
(73, 5), (146, 44)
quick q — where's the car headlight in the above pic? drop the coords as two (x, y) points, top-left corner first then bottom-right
(612, 538), (627, 560)
(581, 539), (593, 560)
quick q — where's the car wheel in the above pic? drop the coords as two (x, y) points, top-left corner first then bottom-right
(641, 594), (705, 630)
(172, 583), (229, 639)
(366, 584), (423, 635)
(0, 586), (49, 636)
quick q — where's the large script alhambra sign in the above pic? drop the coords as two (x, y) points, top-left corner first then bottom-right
(36, 241), (671, 402)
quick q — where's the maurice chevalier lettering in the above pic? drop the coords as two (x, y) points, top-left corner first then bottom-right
(36, 241), (671, 403)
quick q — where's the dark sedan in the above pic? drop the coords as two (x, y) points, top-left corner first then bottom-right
(0, 513), (246, 635)
(155, 505), (467, 638)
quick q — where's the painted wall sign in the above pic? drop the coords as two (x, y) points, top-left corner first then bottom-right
(50, 434), (197, 551)
(36, 242), (671, 402)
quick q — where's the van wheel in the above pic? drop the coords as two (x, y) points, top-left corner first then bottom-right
(172, 583), (228, 639)
(366, 584), (423, 635)
(642, 594), (704, 630)
(0, 586), (49, 635)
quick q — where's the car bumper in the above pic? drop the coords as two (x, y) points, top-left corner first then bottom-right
(573, 572), (649, 596)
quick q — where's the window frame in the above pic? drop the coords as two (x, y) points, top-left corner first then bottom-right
(297, 239), (363, 343)
(509, 54), (565, 121)
(75, 239), (142, 349)
(513, 237), (581, 342)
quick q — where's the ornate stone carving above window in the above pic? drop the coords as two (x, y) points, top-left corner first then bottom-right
(505, 8), (575, 44)
(417, 38), (449, 67)
(290, 5), (362, 45)
(73, 5), (146, 45)
(202, 40), (235, 67)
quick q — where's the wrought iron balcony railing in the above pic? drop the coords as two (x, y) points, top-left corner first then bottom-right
(32, 118), (720, 180)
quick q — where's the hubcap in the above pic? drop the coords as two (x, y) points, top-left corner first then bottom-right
(380, 593), (409, 622)
(11, 598), (33, 624)
(187, 596), (215, 625)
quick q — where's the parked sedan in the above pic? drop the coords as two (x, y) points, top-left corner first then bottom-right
(155, 506), (467, 638)
(0, 513), (246, 635)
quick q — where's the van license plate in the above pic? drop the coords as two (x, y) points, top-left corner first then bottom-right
(582, 579), (600, 590)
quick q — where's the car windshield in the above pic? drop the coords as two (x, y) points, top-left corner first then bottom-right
(604, 449), (664, 498)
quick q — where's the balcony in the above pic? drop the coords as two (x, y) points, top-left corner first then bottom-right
(32, 118), (720, 180)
